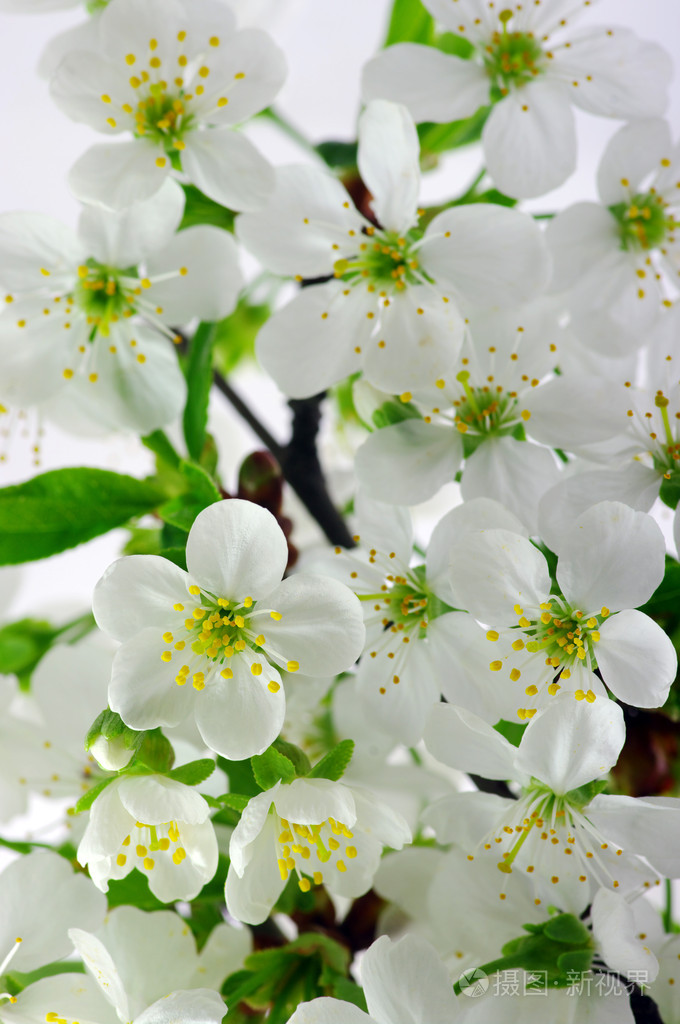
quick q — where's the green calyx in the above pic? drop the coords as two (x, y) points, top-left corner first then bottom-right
(454, 913), (594, 995)
(454, 370), (528, 440)
(610, 192), (674, 251)
(484, 13), (545, 96)
(333, 229), (425, 291)
(72, 258), (138, 336)
(85, 0), (109, 12)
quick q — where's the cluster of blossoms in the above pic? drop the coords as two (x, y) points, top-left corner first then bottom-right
(1, 0), (680, 1022)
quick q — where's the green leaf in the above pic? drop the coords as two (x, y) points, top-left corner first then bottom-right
(0, 468), (164, 565)
(183, 322), (219, 462)
(473, 187), (518, 208)
(417, 106), (490, 157)
(212, 299), (268, 378)
(641, 557), (680, 618)
(307, 739), (354, 781)
(251, 746), (297, 790)
(157, 461), (221, 533)
(180, 184), (235, 233)
(216, 755), (261, 798)
(167, 758), (216, 786)
(74, 776), (116, 814)
(314, 140), (358, 170)
(660, 472), (680, 510)
(272, 737), (312, 777)
(106, 868), (167, 911)
(158, 546), (188, 570)
(219, 792), (251, 812)
(0, 618), (56, 686)
(330, 977), (368, 1012)
(493, 719), (527, 747)
(436, 30), (475, 58)
(141, 430), (181, 471)
(372, 398), (422, 430)
(384, 0), (434, 46)
(123, 527), (162, 557)
(544, 914), (591, 946)
(129, 728), (175, 773)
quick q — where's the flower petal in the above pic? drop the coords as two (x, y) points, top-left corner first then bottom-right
(556, 501), (666, 612)
(181, 128), (274, 212)
(596, 609), (677, 708)
(225, 815), (287, 925)
(77, 178), (185, 266)
(192, 28), (287, 126)
(0, 212), (83, 292)
(68, 141), (168, 209)
(250, 574), (365, 676)
(186, 499), (288, 601)
(68, 929), (129, 1022)
(355, 420), (462, 505)
(362, 43), (488, 123)
(515, 696), (625, 795)
(596, 119), (672, 206)
(362, 934), (458, 1024)
(481, 80), (576, 199)
(357, 100), (420, 235)
(193, 655), (285, 759)
(93, 554), (191, 642)
(591, 889), (659, 982)
(421, 203), (550, 307)
(108, 627), (197, 729)
(135, 991), (227, 1024)
(545, 202), (621, 290)
(286, 999), (372, 1024)
(424, 703), (518, 780)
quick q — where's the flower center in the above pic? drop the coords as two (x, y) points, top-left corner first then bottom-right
(72, 259), (136, 334)
(610, 191), (675, 251)
(484, 11), (545, 96)
(133, 84), (195, 152)
(626, 389), (680, 473)
(162, 586), (294, 693)
(333, 229), (423, 293)
(276, 814), (357, 892)
(116, 819), (186, 873)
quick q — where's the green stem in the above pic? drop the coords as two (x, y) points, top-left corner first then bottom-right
(664, 878), (673, 932)
(53, 612), (96, 644)
(453, 956), (523, 995)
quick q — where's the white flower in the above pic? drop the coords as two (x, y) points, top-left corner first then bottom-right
(68, 905), (249, 1016)
(546, 119), (680, 354)
(77, 773), (218, 902)
(287, 933), (459, 1024)
(0, 850), (105, 980)
(444, 501), (676, 718)
(363, 1), (671, 199)
(237, 99), (548, 399)
(424, 696), (680, 914)
(225, 776), (411, 925)
(0, 181), (241, 433)
(50, 0), (286, 210)
(93, 499), (365, 760)
(319, 492), (528, 743)
(354, 305), (563, 531)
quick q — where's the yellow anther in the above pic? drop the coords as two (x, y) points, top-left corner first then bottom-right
(540, 612), (552, 624)
(585, 690), (596, 703)
(234, 615), (245, 628)
(244, 596), (253, 608)
(136, 844), (147, 857)
(163, 632), (174, 643)
(337, 860), (347, 873)
(601, 607), (610, 617)
(400, 392), (412, 403)
(161, 651), (172, 662)
(298, 877), (311, 892)
(189, 585), (201, 595)
(268, 680), (280, 693)
(193, 607), (206, 619)
(251, 663), (262, 676)
(255, 634), (265, 645)
(179, 266), (188, 276)
(525, 684), (538, 696)
(346, 846), (357, 858)
(172, 847), (186, 864)
(513, 605), (523, 616)
(510, 668), (521, 682)
(486, 630), (500, 641)
(287, 660), (300, 672)
(490, 660), (503, 671)
(101, 93), (111, 103)
(221, 668), (233, 679)
(143, 857), (154, 870)
(512, 639), (524, 651)
(63, 368), (74, 380)
(548, 682), (561, 695)
(116, 853), (127, 866)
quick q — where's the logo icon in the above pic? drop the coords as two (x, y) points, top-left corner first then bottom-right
(458, 968), (489, 998)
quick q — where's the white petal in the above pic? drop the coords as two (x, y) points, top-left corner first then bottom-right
(516, 696), (625, 794)
(362, 934), (458, 1024)
(524, 376), (628, 448)
(481, 80), (576, 199)
(186, 499), (287, 601)
(355, 421), (462, 505)
(461, 438), (561, 534)
(273, 778), (356, 828)
(350, 786), (411, 849)
(4, 975), (118, 1024)
(117, 776), (208, 826)
(250, 574), (364, 676)
(427, 498), (528, 606)
(591, 889), (659, 982)
(0, 212), (82, 292)
(193, 28), (286, 126)
(357, 100), (420, 235)
(423, 612), (505, 724)
(108, 627), (197, 730)
(236, 164), (364, 277)
(596, 119), (672, 206)
(193, 921), (252, 988)
(556, 501), (666, 612)
(424, 703), (518, 780)
(545, 202), (620, 290)
(361, 43), (488, 124)
(448, 528), (550, 623)
(93, 554), (190, 642)
(68, 929), (130, 1022)
(225, 815), (286, 924)
(49, 51), (132, 134)
(135, 991), (226, 1024)
(193, 656), (285, 759)
(287, 1000), (372, 1024)
(553, 27), (672, 119)
(69, 142), (168, 210)
(356, 635), (440, 746)
(362, 288), (465, 393)
(421, 203), (550, 307)
(596, 610), (677, 708)
(255, 283), (369, 398)
(354, 491), (413, 565)
(145, 225), (243, 323)
(229, 788), (276, 875)
(181, 129), (274, 212)
(589, 794), (680, 878)
(78, 180), (185, 267)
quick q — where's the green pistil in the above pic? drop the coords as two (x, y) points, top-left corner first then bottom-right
(333, 230), (423, 291)
(455, 372), (515, 436)
(72, 258), (136, 336)
(610, 191), (674, 251)
(522, 600), (604, 674)
(134, 85), (194, 151)
(483, 14), (545, 95)
(185, 597), (260, 661)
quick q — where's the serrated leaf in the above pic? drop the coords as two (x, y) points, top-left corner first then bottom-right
(219, 793), (251, 811)
(158, 462), (220, 533)
(167, 758), (215, 786)
(307, 740), (354, 782)
(74, 776), (116, 814)
(251, 746), (297, 790)
(544, 914), (591, 946)
(183, 322), (219, 462)
(0, 469), (164, 565)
